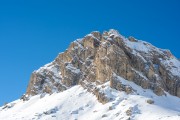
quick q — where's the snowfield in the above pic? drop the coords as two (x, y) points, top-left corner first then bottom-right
(1, 80), (180, 120)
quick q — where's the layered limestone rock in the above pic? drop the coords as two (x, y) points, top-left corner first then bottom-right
(26, 29), (180, 103)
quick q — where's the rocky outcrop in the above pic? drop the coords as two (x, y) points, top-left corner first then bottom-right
(26, 62), (66, 96)
(110, 73), (134, 94)
(26, 29), (180, 103)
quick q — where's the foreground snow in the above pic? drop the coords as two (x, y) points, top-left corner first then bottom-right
(1, 82), (180, 120)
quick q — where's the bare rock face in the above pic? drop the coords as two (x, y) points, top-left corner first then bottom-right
(26, 62), (66, 95)
(110, 73), (134, 94)
(26, 29), (180, 103)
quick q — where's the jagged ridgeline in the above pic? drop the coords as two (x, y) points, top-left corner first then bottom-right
(25, 29), (180, 104)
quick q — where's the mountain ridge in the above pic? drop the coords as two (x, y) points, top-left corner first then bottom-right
(1, 29), (180, 120)
(25, 29), (180, 102)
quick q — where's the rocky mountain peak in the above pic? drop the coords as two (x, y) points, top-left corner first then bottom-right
(25, 29), (180, 104)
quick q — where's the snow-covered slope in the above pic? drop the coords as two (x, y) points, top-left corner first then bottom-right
(1, 77), (180, 120)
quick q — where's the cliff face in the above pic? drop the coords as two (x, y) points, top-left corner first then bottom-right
(26, 29), (180, 103)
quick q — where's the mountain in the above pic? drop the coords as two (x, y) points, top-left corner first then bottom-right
(1, 29), (180, 120)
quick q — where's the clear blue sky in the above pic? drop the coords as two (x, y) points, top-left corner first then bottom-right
(0, 0), (180, 106)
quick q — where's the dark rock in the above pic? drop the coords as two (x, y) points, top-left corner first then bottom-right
(146, 99), (154, 104)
